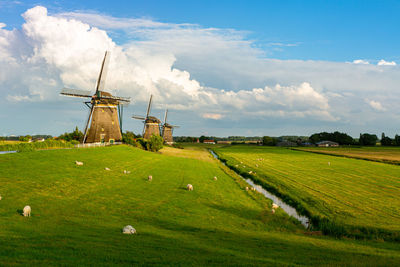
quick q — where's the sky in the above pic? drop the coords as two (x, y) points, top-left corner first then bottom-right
(0, 0), (400, 137)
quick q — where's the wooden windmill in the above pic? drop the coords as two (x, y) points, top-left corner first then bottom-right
(161, 109), (179, 144)
(60, 51), (131, 144)
(132, 95), (161, 139)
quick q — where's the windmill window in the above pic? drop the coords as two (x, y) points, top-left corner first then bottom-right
(112, 121), (114, 125)
(102, 109), (104, 113)
(101, 128), (104, 132)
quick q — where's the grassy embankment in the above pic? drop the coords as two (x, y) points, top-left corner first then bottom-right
(213, 145), (400, 240)
(295, 146), (400, 165)
(0, 139), (75, 152)
(1, 145), (400, 265)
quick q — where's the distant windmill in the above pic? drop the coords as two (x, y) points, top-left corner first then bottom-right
(60, 51), (131, 144)
(132, 95), (161, 139)
(161, 109), (179, 144)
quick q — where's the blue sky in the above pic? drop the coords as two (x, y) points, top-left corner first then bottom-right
(0, 0), (400, 137)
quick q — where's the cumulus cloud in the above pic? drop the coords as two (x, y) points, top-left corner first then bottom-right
(365, 99), (386, 111)
(202, 113), (224, 120)
(377, 59), (396, 66)
(1, 6), (400, 136)
(352, 59), (369, 65)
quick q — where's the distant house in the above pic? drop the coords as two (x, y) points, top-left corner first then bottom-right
(276, 141), (297, 147)
(316, 141), (339, 147)
(301, 142), (315, 147)
(203, 140), (216, 144)
(33, 138), (45, 142)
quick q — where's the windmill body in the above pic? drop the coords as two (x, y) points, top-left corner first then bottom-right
(60, 52), (130, 144)
(132, 95), (162, 140)
(161, 109), (179, 144)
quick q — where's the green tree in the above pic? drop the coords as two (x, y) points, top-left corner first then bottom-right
(359, 133), (378, 146)
(262, 136), (277, 146)
(148, 134), (164, 152)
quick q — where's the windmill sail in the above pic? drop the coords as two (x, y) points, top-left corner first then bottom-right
(60, 88), (92, 98)
(95, 51), (111, 93)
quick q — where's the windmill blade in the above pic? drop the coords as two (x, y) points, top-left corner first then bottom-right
(164, 109), (168, 124)
(95, 51), (111, 93)
(60, 88), (92, 98)
(170, 125), (180, 128)
(146, 94), (153, 118)
(100, 95), (131, 103)
(132, 115), (146, 120)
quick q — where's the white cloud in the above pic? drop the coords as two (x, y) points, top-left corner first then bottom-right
(202, 113), (223, 120)
(377, 59), (396, 66)
(352, 59), (369, 65)
(1, 6), (400, 136)
(365, 99), (386, 111)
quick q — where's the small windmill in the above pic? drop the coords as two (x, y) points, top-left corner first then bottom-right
(161, 109), (179, 144)
(132, 95), (161, 139)
(60, 51), (131, 144)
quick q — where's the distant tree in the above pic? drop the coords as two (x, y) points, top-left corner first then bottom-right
(199, 135), (207, 143)
(395, 134), (400, 146)
(122, 131), (139, 146)
(19, 135), (32, 142)
(359, 133), (378, 146)
(309, 131), (354, 145)
(58, 127), (83, 142)
(381, 133), (393, 146)
(262, 136), (277, 146)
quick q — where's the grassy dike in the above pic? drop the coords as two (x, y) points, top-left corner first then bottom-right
(0, 145), (399, 265)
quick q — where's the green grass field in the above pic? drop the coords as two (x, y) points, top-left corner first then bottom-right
(213, 145), (400, 240)
(295, 146), (400, 164)
(1, 145), (400, 265)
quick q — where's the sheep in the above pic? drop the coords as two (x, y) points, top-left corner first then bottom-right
(255, 164), (259, 167)
(251, 187), (256, 191)
(245, 186), (249, 191)
(213, 176), (217, 181)
(75, 161), (83, 166)
(328, 162), (331, 166)
(123, 170), (131, 174)
(148, 175), (153, 181)
(0, 195), (2, 200)
(105, 167), (110, 171)
(23, 205), (31, 217)
(187, 184), (193, 191)
(248, 171), (253, 174)
(272, 203), (279, 210)
(122, 225), (136, 234)
(271, 209), (276, 214)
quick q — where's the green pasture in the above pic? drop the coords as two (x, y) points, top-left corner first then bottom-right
(0, 145), (400, 265)
(213, 145), (400, 240)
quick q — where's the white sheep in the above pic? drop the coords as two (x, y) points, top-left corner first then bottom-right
(328, 162), (331, 166)
(122, 225), (136, 234)
(148, 175), (153, 181)
(213, 176), (217, 181)
(75, 161), (83, 166)
(23, 205), (31, 217)
(187, 184), (193, 191)
(251, 187), (256, 191)
(0, 195), (2, 200)
(245, 186), (249, 191)
(272, 203), (279, 210)
(105, 167), (110, 171)
(271, 209), (276, 214)
(123, 170), (131, 174)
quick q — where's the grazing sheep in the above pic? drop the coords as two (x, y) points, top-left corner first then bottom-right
(0, 195), (2, 200)
(123, 170), (131, 174)
(213, 176), (217, 181)
(23, 205), (31, 217)
(148, 175), (153, 181)
(75, 161), (83, 166)
(271, 209), (276, 214)
(248, 171), (253, 174)
(187, 184), (193, 191)
(245, 186), (249, 191)
(272, 203), (279, 209)
(328, 162), (331, 166)
(235, 164), (239, 167)
(122, 225), (136, 234)
(255, 164), (258, 167)
(251, 187), (256, 191)
(105, 167), (110, 171)
(123, 170), (127, 174)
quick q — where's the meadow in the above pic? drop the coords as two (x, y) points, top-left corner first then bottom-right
(213, 145), (400, 240)
(1, 145), (400, 265)
(295, 146), (400, 164)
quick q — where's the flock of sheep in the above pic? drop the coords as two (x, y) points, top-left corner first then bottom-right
(3, 158), (279, 235)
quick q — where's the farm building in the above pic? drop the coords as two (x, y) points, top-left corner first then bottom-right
(203, 140), (216, 144)
(316, 141), (339, 147)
